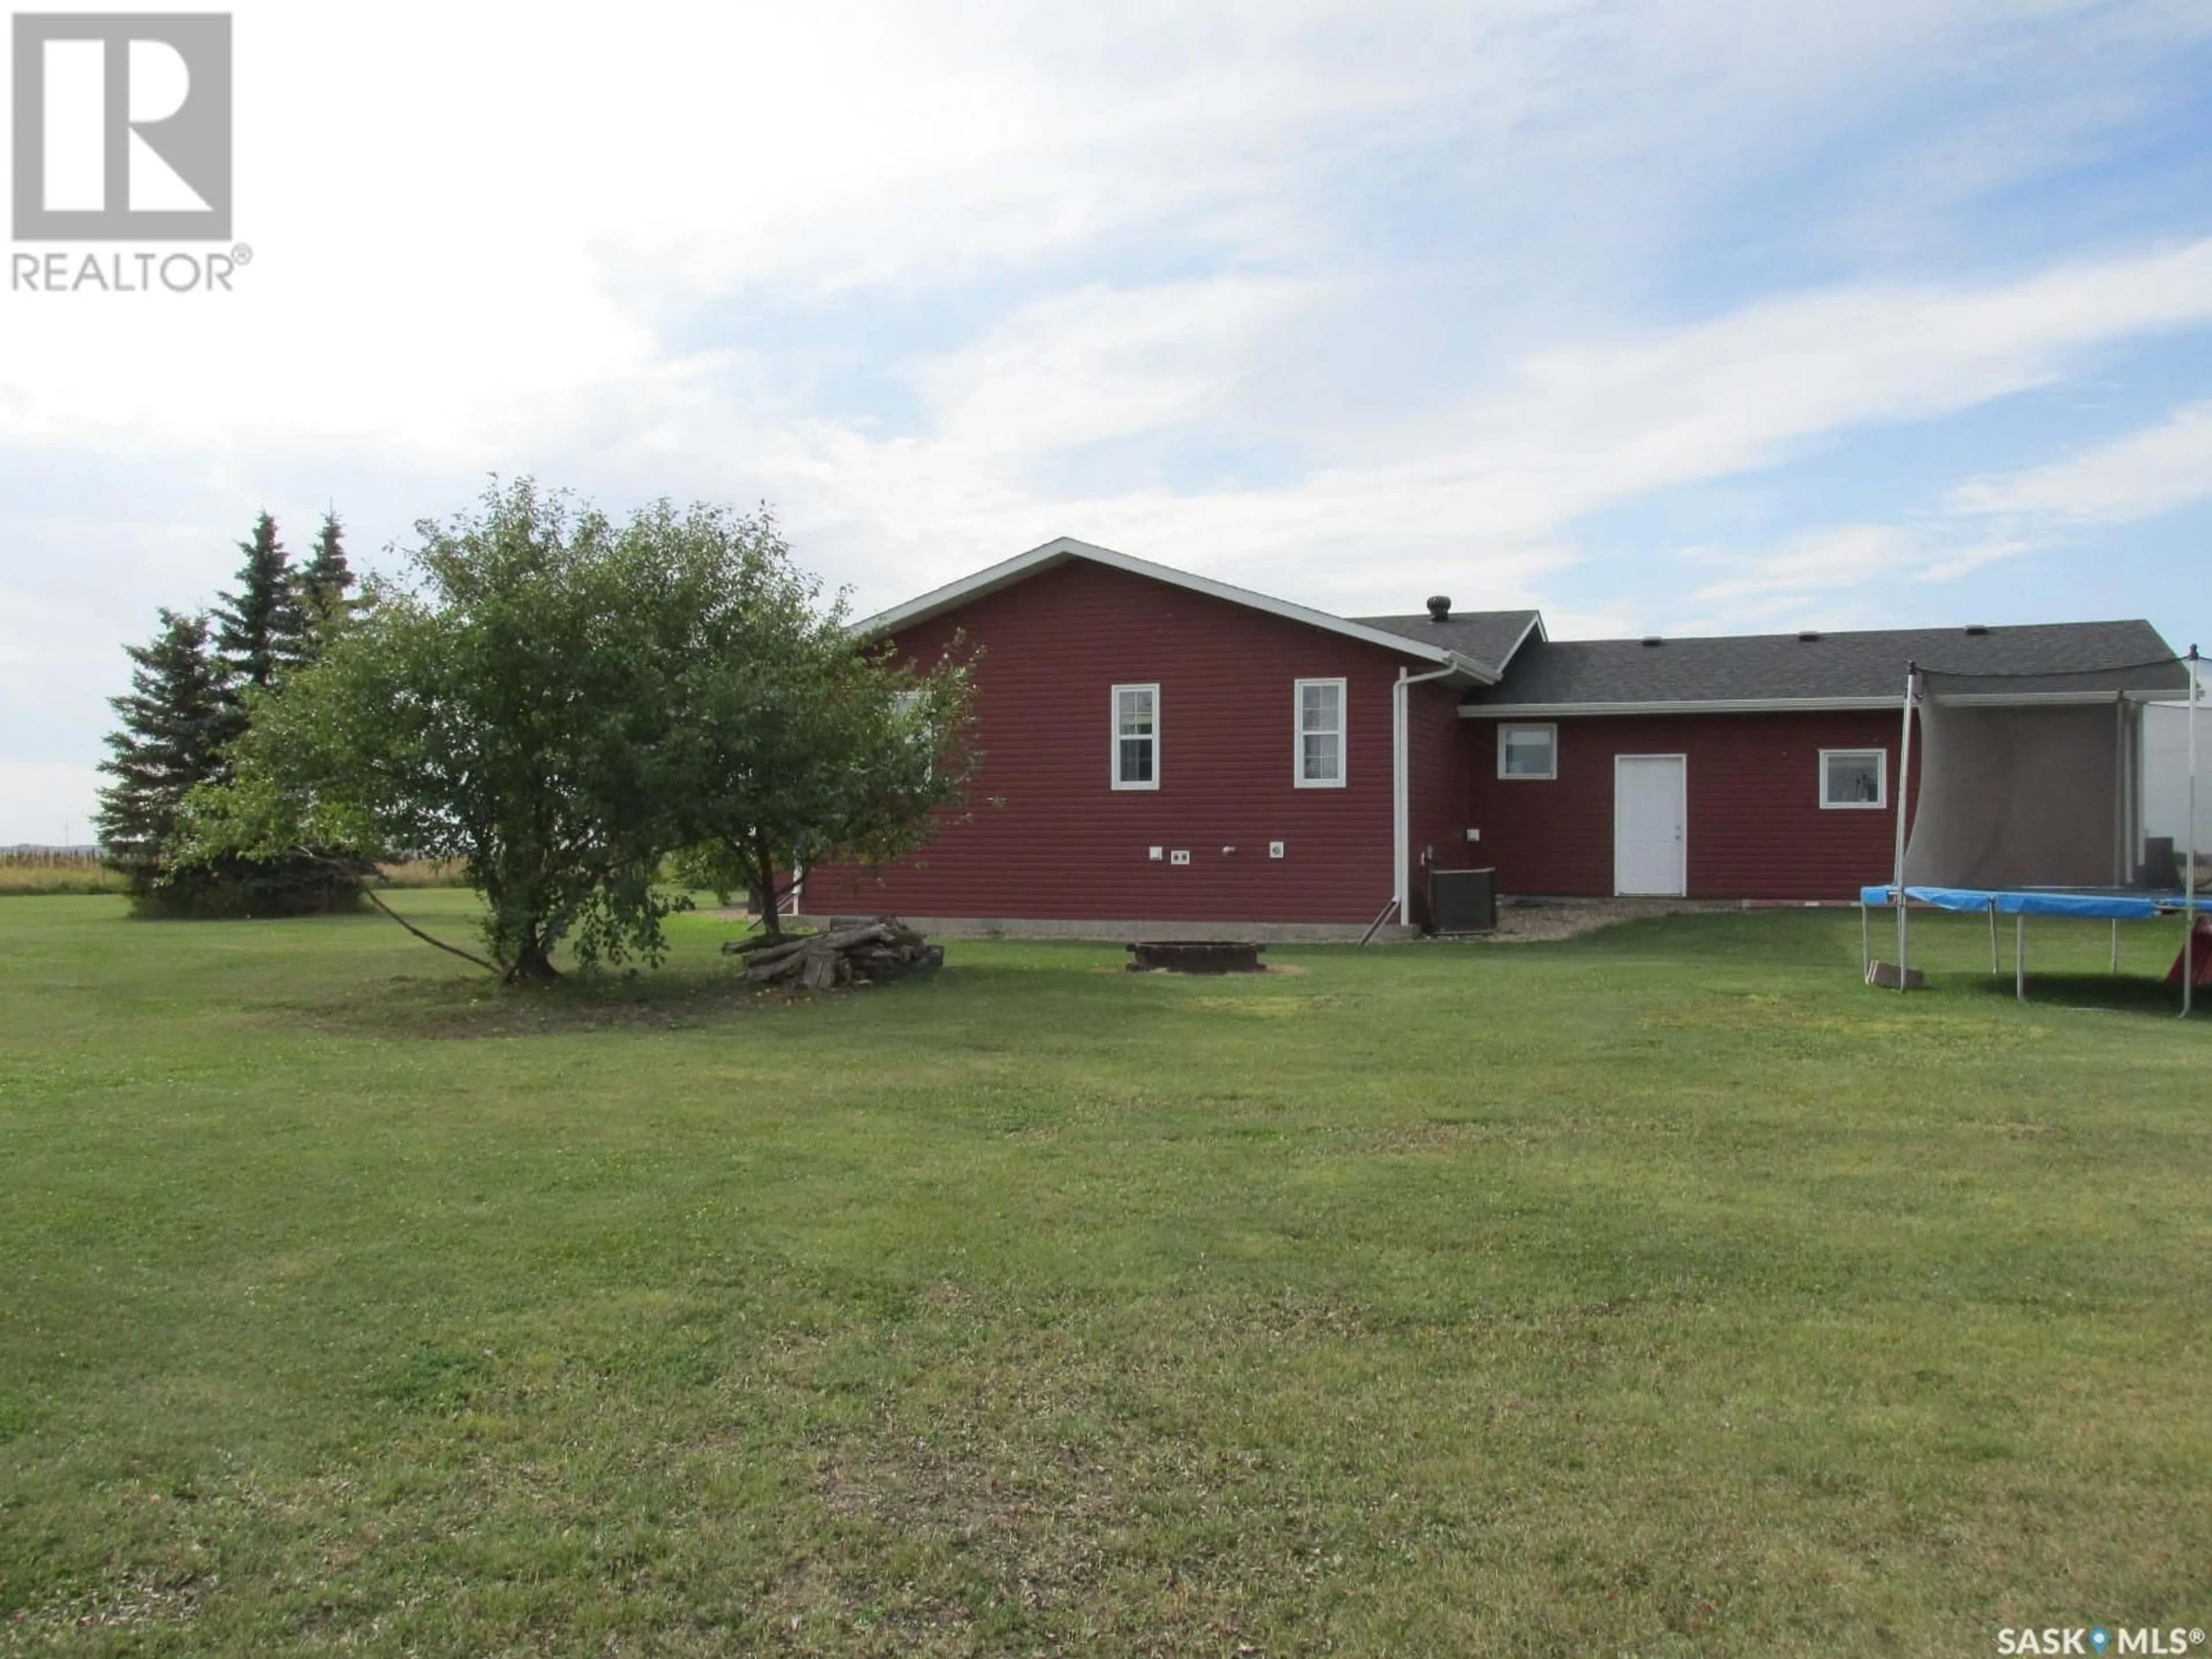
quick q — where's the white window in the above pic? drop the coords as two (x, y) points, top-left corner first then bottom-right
(1295, 678), (1346, 787)
(1820, 748), (1887, 809)
(1498, 723), (1556, 780)
(892, 688), (931, 775)
(1112, 683), (1158, 789)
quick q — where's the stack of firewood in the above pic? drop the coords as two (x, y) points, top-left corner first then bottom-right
(721, 918), (943, 990)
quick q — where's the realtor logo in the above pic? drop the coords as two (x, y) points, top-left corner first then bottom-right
(12, 13), (232, 240)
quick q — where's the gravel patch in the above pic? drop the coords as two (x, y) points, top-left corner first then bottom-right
(1471, 897), (1701, 942)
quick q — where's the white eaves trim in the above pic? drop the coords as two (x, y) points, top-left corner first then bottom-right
(1492, 611), (1548, 675)
(1461, 689), (2169, 718)
(1933, 690), (2177, 707)
(1461, 696), (1902, 718)
(851, 535), (1500, 683)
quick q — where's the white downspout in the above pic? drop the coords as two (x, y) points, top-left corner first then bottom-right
(1892, 664), (1917, 991)
(1393, 662), (1460, 930)
(2186, 645), (2200, 1020)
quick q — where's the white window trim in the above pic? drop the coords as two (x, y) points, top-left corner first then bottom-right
(1497, 722), (1558, 781)
(1819, 747), (1888, 810)
(892, 688), (932, 778)
(1294, 677), (1347, 789)
(1112, 682), (1160, 791)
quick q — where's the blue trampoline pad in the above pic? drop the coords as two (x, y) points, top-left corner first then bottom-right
(1859, 885), (2192, 921)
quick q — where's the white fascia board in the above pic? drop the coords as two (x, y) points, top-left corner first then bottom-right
(849, 540), (1082, 638)
(850, 535), (1495, 679)
(1462, 690), (2171, 717)
(1490, 612), (1547, 675)
(1930, 690), (2161, 706)
(1460, 696), (1902, 718)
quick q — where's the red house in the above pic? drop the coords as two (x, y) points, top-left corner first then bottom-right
(802, 538), (2181, 935)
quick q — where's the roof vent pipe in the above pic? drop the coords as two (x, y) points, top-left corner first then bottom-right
(1641, 635), (1663, 647)
(1426, 595), (1452, 621)
(1964, 623), (1990, 635)
(1797, 630), (1821, 642)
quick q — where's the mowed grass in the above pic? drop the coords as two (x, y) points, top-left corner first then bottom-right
(1, 896), (2207, 1656)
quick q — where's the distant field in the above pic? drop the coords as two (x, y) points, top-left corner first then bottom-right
(0, 856), (468, 899)
(0, 854), (124, 896)
(0, 893), (2206, 1655)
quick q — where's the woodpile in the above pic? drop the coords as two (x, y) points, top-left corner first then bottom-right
(722, 918), (943, 990)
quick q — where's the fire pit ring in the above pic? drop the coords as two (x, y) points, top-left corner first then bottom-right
(1126, 940), (1267, 974)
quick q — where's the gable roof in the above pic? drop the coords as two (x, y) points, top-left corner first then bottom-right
(1356, 608), (1547, 675)
(1463, 619), (2188, 714)
(852, 536), (1510, 681)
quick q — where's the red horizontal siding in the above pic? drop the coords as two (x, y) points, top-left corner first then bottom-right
(1406, 679), (1466, 927)
(1460, 711), (1916, 900)
(806, 560), (1415, 925)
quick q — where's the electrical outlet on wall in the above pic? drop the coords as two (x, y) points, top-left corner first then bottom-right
(1169, 849), (1191, 866)
(1268, 841), (1285, 858)
(1465, 827), (1481, 842)
(1149, 846), (1164, 861)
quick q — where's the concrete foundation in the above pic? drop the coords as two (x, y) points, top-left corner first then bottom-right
(793, 914), (1419, 944)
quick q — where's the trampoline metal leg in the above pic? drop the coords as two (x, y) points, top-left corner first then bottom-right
(1988, 904), (1998, 975)
(1860, 903), (1869, 979)
(2111, 918), (2120, 975)
(2016, 914), (2027, 1005)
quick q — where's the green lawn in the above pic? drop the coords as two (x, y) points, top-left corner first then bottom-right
(1, 895), (2207, 1656)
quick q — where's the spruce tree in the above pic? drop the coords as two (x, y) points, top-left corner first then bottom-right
(95, 609), (229, 904)
(297, 509), (355, 642)
(212, 510), (309, 696)
(116, 511), (368, 918)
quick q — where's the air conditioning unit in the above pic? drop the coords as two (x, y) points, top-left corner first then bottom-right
(1427, 867), (1498, 935)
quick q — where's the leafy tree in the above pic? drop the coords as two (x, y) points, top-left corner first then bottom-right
(194, 482), (696, 981)
(94, 609), (230, 908)
(660, 525), (980, 939)
(297, 509), (355, 642)
(194, 480), (979, 983)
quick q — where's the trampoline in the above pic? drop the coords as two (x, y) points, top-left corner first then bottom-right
(1865, 643), (2203, 1017)
(1859, 884), (2199, 1011)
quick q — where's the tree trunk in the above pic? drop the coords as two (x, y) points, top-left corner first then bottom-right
(752, 827), (785, 942)
(748, 878), (781, 942)
(506, 934), (561, 985)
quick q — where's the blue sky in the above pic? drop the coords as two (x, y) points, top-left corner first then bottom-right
(3, 0), (2211, 840)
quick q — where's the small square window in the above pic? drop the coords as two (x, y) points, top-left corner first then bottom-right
(1820, 749), (1886, 809)
(1498, 724), (1556, 780)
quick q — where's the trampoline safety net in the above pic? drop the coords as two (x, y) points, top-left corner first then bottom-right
(1901, 657), (2192, 892)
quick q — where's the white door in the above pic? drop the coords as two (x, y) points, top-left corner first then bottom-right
(1615, 755), (1686, 896)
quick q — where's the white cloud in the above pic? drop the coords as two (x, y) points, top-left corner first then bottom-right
(912, 278), (1327, 460)
(6, 0), (2212, 839)
(1676, 522), (2038, 630)
(693, 234), (2212, 619)
(1945, 401), (2212, 522)
(1690, 525), (1922, 605)
(1911, 538), (2038, 583)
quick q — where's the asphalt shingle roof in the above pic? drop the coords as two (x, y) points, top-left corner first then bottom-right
(1353, 609), (1544, 677)
(1459, 620), (2187, 707)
